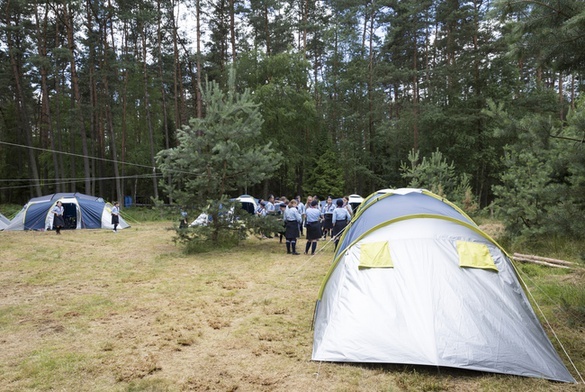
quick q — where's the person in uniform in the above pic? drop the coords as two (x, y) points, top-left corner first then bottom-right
(256, 200), (267, 216)
(320, 196), (335, 239)
(332, 198), (351, 250)
(342, 195), (353, 217)
(52, 201), (65, 235)
(111, 202), (120, 232)
(304, 200), (322, 255)
(265, 195), (276, 214)
(284, 199), (302, 255)
(277, 202), (287, 242)
(179, 210), (188, 228)
(295, 196), (305, 236)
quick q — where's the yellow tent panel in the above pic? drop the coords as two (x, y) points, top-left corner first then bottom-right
(457, 241), (498, 272)
(359, 241), (393, 268)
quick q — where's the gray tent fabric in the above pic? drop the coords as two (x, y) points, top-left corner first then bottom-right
(312, 188), (575, 383)
(0, 212), (9, 230)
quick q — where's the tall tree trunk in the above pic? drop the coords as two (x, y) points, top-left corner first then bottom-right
(413, 49), (419, 152)
(172, 4), (185, 129)
(105, 0), (122, 204)
(157, 0), (170, 149)
(368, 5), (375, 161)
(121, 19), (130, 198)
(63, 3), (92, 193)
(229, 0), (237, 61)
(35, 0), (60, 192)
(53, 18), (66, 189)
(6, 5), (42, 196)
(558, 71), (564, 121)
(571, 74), (575, 110)
(196, 0), (203, 120)
(412, 12), (419, 152)
(141, 23), (159, 199)
(158, 0), (172, 204)
(302, 0), (308, 58)
(263, 3), (271, 55)
(86, 0), (101, 196)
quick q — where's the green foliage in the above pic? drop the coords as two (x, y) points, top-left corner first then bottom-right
(0, 204), (23, 219)
(302, 149), (345, 198)
(509, 233), (585, 266)
(173, 198), (247, 253)
(492, 97), (585, 239)
(157, 69), (281, 206)
(493, 145), (555, 236)
(119, 206), (176, 223)
(173, 198), (285, 253)
(400, 149), (479, 213)
(560, 288), (585, 329)
(157, 69), (282, 247)
(495, 0), (585, 73)
(243, 213), (287, 240)
(236, 51), (319, 194)
(1, 0), (584, 237)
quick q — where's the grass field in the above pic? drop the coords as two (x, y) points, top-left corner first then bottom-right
(0, 222), (584, 391)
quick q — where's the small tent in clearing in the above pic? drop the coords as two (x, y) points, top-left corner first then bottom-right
(4, 192), (129, 231)
(233, 195), (259, 215)
(312, 188), (575, 383)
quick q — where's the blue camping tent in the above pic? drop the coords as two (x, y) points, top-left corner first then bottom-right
(3, 193), (129, 231)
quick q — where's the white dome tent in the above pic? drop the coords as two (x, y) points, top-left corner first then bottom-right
(312, 188), (575, 383)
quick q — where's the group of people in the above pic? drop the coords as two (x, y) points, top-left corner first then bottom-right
(256, 194), (354, 255)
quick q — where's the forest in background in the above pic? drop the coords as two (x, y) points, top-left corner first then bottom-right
(1, 0), (585, 237)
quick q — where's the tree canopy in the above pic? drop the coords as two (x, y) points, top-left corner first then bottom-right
(1, 0), (585, 239)
(156, 70), (281, 207)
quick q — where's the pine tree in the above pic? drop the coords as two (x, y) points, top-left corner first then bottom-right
(156, 69), (282, 244)
(303, 149), (345, 198)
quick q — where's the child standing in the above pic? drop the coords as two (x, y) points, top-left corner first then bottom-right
(284, 199), (302, 255)
(111, 202), (120, 232)
(304, 200), (322, 255)
(52, 201), (64, 235)
(332, 199), (351, 250)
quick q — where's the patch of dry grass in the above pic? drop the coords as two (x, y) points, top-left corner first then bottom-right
(0, 222), (583, 391)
